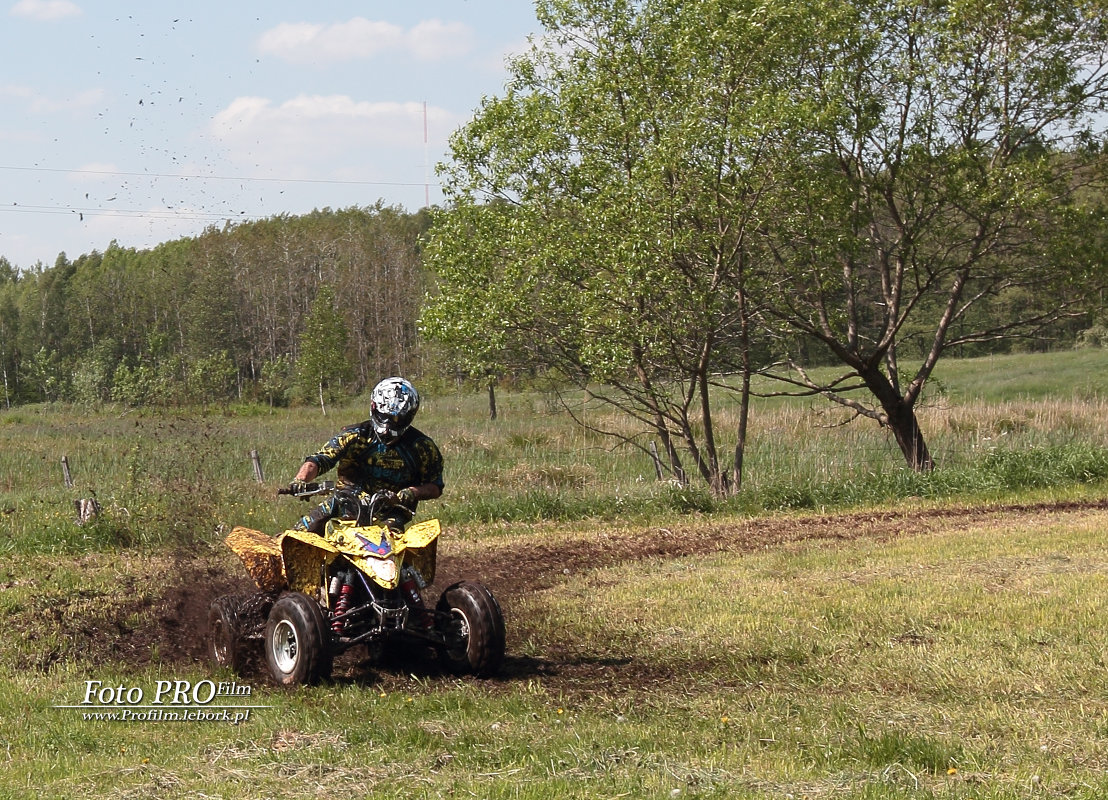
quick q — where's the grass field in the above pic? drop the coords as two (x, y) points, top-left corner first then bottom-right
(4, 350), (1108, 549)
(2, 350), (1108, 798)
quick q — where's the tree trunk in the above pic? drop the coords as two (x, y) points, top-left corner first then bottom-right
(657, 422), (686, 485)
(732, 285), (752, 493)
(733, 368), (751, 492)
(858, 366), (934, 471)
(488, 381), (498, 420)
(697, 367), (728, 496)
(886, 401), (934, 472)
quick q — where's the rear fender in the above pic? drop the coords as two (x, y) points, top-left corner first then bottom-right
(224, 526), (286, 592)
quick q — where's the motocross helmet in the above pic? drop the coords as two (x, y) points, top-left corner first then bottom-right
(370, 377), (420, 444)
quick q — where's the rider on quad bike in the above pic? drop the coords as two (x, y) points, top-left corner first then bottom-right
(208, 375), (504, 685)
(291, 377), (444, 533)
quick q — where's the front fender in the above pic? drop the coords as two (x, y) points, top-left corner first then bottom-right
(280, 529), (341, 595)
(399, 519), (440, 585)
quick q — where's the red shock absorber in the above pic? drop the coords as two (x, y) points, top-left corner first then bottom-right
(331, 580), (353, 633)
(399, 566), (430, 629)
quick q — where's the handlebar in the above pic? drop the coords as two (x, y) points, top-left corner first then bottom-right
(277, 482), (414, 525)
(277, 480), (336, 498)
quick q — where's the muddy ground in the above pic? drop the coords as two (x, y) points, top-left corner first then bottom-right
(63, 500), (1108, 692)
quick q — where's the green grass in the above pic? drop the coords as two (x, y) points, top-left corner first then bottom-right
(1, 349), (1108, 797)
(931, 349), (1108, 402)
(4, 349), (1108, 551)
(4, 508), (1108, 798)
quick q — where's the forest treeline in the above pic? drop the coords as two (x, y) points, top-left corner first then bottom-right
(0, 204), (433, 409)
(0, 197), (1104, 411)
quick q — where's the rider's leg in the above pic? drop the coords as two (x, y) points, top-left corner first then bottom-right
(294, 497), (335, 533)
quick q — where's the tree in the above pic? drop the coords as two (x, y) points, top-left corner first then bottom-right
(0, 260), (19, 408)
(757, 0), (1108, 470)
(295, 285), (352, 415)
(428, 0), (1108, 489)
(426, 0), (816, 494)
(23, 347), (63, 402)
(70, 339), (119, 406)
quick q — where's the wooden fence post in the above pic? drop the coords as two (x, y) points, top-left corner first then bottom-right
(61, 456), (74, 488)
(250, 449), (265, 483)
(648, 441), (664, 481)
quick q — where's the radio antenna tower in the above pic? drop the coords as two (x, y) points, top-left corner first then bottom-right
(423, 101), (430, 208)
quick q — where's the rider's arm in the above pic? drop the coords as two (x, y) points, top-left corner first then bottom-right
(294, 428), (355, 484)
(406, 483), (442, 502)
(404, 435), (445, 505)
(396, 482), (441, 509)
(294, 461), (320, 483)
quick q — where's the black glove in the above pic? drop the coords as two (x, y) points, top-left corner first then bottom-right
(375, 489), (416, 510)
(376, 490), (401, 507)
(397, 488), (417, 509)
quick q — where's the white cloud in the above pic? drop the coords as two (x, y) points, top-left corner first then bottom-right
(0, 83), (35, 99)
(1, 83), (103, 114)
(209, 93), (458, 176)
(31, 87), (103, 114)
(407, 19), (475, 60)
(212, 94), (443, 148)
(257, 17), (474, 64)
(10, 0), (81, 21)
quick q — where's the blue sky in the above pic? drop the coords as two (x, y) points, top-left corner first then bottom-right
(0, 0), (542, 270)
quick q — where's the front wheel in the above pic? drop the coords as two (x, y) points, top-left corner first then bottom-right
(436, 581), (505, 677)
(264, 592), (333, 686)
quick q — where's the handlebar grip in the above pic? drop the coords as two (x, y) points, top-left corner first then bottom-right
(277, 480), (335, 498)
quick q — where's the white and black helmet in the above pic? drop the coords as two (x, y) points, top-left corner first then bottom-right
(370, 377), (420, 443)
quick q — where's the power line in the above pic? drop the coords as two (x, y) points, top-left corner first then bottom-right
(0, 163), (439, 189)
(0, 202), (263, 223)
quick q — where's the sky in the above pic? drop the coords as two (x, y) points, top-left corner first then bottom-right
(0, 0), (543, 270)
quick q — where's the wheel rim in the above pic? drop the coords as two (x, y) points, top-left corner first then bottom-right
(271, 619), (299, 674)
(444, 607), (472, 661)
(211, 619), (230, 662)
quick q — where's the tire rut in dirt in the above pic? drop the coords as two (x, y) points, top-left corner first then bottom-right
(52, 500), (1108, 693)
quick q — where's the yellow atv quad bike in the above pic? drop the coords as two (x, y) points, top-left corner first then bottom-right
(208, 482), (505, 685)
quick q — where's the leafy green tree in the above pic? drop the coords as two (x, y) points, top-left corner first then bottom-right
(69, 339), (119, 406)
(0, 263), (19, 408)
(0, 257), (16, 284)
(15, 256), (75, 385)
(189, 350), (238, 405)
(23, 347), (64, 402)
(756, 0), (1108, 470)
(295, 285), (352, 415)
(259, 354), (293, 407)
(429, 0), (1108, 486)
(111, 360), (155, 406)
(426, 0), (822, 494)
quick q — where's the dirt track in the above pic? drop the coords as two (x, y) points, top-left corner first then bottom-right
(76, 500), (1108, 689)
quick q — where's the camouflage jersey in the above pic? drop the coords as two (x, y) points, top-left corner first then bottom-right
(305, 422), (445, 503)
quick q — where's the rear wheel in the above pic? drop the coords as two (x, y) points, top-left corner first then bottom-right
(208, 595), (248, 674)
(264, 592), (333, 685)
(436, 581), (505, 677)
